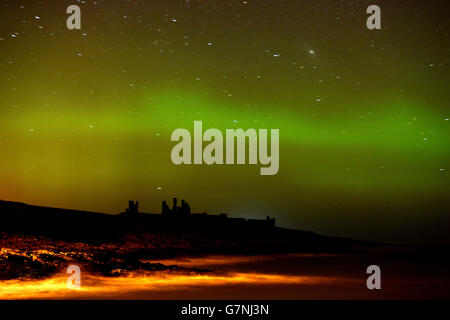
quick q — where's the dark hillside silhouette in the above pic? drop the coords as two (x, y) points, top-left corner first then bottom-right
(0, 198), (373, 251)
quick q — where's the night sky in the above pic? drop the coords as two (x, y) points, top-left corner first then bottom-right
(0, 0), (449, 243)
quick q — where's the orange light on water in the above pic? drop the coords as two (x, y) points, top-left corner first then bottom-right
(148, 253), (338, 268)
(0, 271), (340, 299)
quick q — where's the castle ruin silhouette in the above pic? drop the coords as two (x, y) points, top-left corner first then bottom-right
(120, 197), (276, 231)
(161, 198), (191, 216)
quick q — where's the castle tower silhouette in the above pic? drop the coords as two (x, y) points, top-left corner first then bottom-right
(162, 197), (190, 216)
(125, 200), (139, 215)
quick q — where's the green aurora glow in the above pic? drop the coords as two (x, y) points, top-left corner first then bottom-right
(0, 0), (449, 242)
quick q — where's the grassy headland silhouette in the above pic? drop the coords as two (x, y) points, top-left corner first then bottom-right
(1, 198), (449, 299)
(0, 198), (371, 248)
(0, 198), (372, 280)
